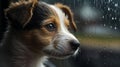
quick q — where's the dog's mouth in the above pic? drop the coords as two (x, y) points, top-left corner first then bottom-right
(42, 40), (80, 59)
(43, 49), (74, 59)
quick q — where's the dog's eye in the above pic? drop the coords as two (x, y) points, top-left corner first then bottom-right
(45, 23), (56, 31)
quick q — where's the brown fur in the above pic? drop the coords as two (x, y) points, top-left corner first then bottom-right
(5, 0), (38, 28)
(55, 3), (77, 31)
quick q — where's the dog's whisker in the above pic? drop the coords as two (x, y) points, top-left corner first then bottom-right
(56, 45), (64, 53)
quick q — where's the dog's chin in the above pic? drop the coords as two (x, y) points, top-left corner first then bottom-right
(43, 50), (74, 59)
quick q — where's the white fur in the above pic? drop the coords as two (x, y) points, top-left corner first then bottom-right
(36, 56), (48, 67)
(49, 5), (78, 41)
(74, 47), (80, 56)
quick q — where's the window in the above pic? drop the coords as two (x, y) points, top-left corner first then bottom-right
(0, 0), (120, 67)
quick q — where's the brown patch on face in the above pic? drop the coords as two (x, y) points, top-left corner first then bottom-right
(42, 16), (58, 26)
(19, 15), (60, 53)
(55, 3), (77, 32)
(64, 18), (70, 29)
(20, 26), (55, 53)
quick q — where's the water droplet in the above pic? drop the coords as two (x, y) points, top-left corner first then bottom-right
(112, 17), (114, 20)
(102, 16), (104, 18)
(114, 10), (117, 12)
(115, 3), (118, 7)
(108, 0), (111, 2)
(114, 27), (117, 30)
(103, 24), (106, 26)
(108, 7), (110, 11)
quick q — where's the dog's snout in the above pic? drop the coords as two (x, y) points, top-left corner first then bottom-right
(70, 40), (80, 50)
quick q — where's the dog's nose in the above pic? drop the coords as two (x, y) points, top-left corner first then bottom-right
(69, 40), (80, 50)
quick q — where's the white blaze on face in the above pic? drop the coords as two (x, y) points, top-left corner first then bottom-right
(50, 5), (68, 32)
(49, 5), (78, 40)
(43, 4), (80, 58)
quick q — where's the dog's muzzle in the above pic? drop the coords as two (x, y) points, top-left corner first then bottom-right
(43, 33), (80, 59)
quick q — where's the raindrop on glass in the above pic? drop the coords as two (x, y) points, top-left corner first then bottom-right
(115, 3), (118, 7)
(114, 27), (117, 30)
(112, 17), (114, 20)
(108, 0), (111, 2)
(114, 10), (117, 12)
(103, 24), (106, 27)
(102, 16), (105, 18)
(108, 7), (110, 11)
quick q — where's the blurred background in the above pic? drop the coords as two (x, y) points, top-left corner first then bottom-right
(0, 0), (120, 67)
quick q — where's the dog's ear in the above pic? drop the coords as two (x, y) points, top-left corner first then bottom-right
(55, 3), (77, 32)
(5, 0), (38, 28)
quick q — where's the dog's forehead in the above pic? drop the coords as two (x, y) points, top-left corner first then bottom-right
(32, 2), (65, 22)
(25, 2), (66, 30)
(32, 2), (54, 20)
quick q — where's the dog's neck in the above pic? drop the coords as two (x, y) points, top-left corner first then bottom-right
(1, 29), (47, 67)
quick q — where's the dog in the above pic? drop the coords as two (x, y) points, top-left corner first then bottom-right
(0, 0), (80, 67)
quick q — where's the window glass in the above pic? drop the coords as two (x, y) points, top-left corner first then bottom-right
(0, 0), (120, 67)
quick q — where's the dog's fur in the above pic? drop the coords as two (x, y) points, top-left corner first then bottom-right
(0, 0), (80, 67)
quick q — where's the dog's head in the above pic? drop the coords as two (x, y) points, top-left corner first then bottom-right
(5, 0), (80, 59)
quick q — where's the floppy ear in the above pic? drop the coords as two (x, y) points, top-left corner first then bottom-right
(55, 3), (77, 32)
(5, 0), (37, 28)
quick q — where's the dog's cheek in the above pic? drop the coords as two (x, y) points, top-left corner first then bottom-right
(32, 29), (54, 47)
(20, 33), (48, 52)
(20, 28), (56, 53)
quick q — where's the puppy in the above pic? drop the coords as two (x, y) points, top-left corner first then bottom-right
(0, 0), (80, 67)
